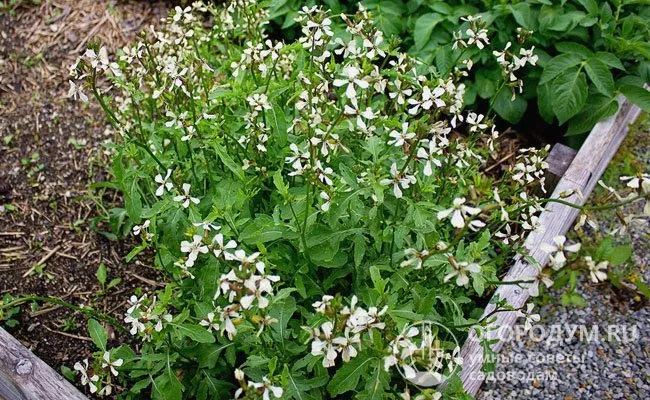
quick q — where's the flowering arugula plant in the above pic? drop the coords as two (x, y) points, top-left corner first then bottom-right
(65, 1), (645, 399)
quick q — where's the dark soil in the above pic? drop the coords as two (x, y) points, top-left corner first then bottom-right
(0, 0), (168, 391)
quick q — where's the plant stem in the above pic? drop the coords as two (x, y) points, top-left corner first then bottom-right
(3, 295), (127, 333)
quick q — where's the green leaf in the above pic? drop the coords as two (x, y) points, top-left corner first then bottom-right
(197, 372), (232, 399)
(353, 234), (366, 267)
(282, 364), (328, 400)
(413, 13), (443, 50)
(584, 58), (614, 96)
(273, 170), (289, 198)
(561, 292), (587, 307)
(197, 342), (235, 369)
(633, 277), (650, 299)
(565, 95), (618, 136)
(555, 42), (593, 58)
(539, 54), (583, 85)
(326, 353), (374, 396)
(620, 85), (650, 113)
(171, 323), (216, 343)
(267, 105), (288, 147)
(552, 68), (588, 124)
(125, 181), (142, 222)
(595, 52), (625, 71)
(604, 245), (632, 266)
(508, 3), (536, 30)
(369, 266), (387, 293)
(268, 297), (296, 346)
(152, 354), (183, 400)
(577, 0), (599, 15)
(239, 216), (286, 244)
(537, 83), (555, 123)
(214, 142), (244, 181)
(492, 89), (527, 124)
(96, 263), (107, 287)
(88, 319), (107, 351)
(357, 359), (389, 400)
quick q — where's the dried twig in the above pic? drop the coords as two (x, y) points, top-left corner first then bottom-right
(22, 245), (62, 278)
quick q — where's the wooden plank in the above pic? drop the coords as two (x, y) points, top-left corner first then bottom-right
(545, 143), (577, 189)
(456, 93), (644, 396)
(0, 328), (88, 400)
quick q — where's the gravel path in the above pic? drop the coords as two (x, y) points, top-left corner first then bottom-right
(479, 116), (650, 400)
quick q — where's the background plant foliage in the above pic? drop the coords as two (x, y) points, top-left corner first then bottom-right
(270, 0), (650, 136)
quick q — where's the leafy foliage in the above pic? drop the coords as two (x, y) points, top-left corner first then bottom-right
(271, 0), (650, 135)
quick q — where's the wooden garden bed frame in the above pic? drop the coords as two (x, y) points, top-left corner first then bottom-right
(456, 93), (644, 395)
(0, 93), (644, 399)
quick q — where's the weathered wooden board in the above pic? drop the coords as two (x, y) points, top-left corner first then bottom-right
(456, 93), (644, 396)
(0, 327), (87, 400)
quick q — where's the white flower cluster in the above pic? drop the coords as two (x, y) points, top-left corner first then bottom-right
(383, 325), (462, 383)
(493, 41), (538, 98)
(123, 294), (172, 340)
(523, 234), (580, 297)
(540, 234), (581, 270)
(305, 295), (386, 368)
(234, 369), (283, 400)
(73, 351), (124, 397)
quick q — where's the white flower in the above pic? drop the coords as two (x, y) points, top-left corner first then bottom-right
(212, 234), (237, 259)
(493, 42), (511, 65)
(437, 197), (482, 229)
(312, 295), (334, 313)
(132, 219), (150, 236)
(416, 139), (443, 176)
(380, 163), (417, 199)
(319, 191), (332, 211)
(444, 260), (481, 287)
(67, 80), (88, 102)
(332, 329), (361, 362)
(199, 312), (220, 332)
(388, 79), (412, 105)
(311, 321), (338, 367)
(154, 169), (174, 196)
(516, 303), (540, 332)
(585, 256), (608, 283)
(249, 377), (283, 400)
(180, 234), (209, 267)
(465, 112), (488, 132)
(493, 189), (509, 222)
(314, 160), (334, 186)
(219, 305), (240, 340)
(247, 93), (272, 111)
(84, 47), (108, 69)
(193, 221), (221, 232)
(620, 174), (650, 193)
(333, 65), (368, 104)
(540, 235), (580, 270)
(400, 248), (430, 270)
(524, 269), (553, 297)
(465, 25), (489, 49)
(74, 359), (99, 393)
(407, 85), (445, 114)
(240, 275), (271, 309)
(517, 47), (538, 67)
(388, 122), (416, 147)
(101, 351), (123, 377)
(173, 183), (200, 208)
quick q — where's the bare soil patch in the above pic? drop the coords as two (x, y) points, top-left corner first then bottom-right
(0, 0), (168, 382)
